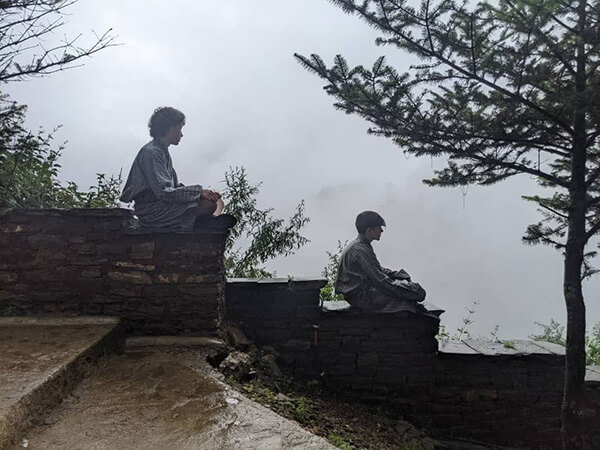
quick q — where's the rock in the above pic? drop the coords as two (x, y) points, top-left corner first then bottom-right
(274, 393), (293, 402)
(260, 345), (280, 357)
(130, 242), (154, 260)
(107, 271), (152, 285)
(261, 353), (283, 378)
(0, 272), (18, 283)
(157, 273), (180, 283)
(219, 351), (253, 381)
(221, 322), (251, 351)
(207, 350), (230, 368)
(113, 261), (156, 271)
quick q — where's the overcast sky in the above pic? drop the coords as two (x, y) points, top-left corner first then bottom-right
(6, 0), (599, 339)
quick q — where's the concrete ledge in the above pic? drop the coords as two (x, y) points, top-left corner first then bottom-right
(125, 336), (226, 350)
(438, 339), (566, 357)
(0, 208), (133, 218)
(322, 300), (441, 321)
(0, 317), (124, 450)
(0, 316), (120, 327)
(586, 365), (600, 383)
(228, 277), (327, 290)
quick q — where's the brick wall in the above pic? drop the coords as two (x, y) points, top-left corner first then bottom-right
(0, 208), (228, 335)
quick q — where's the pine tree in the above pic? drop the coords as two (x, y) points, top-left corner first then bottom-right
(295, 0), (600, 446)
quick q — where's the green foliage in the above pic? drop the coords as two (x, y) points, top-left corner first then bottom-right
(320, 240), (347, 303)
(222, 166), (310, 278)
(399, 439), (428, 450)
(529, 319), (566, 346)
(436, 324), (450, 341)
(530, 319), (600, 365)
(280, 395), (316, 426)
(455, 300), (479, 341)
(0, 2), (119, 209)
(437, 300), (479, 341)
(328, 433), (352, 450)
(0, 95), (122, 209)
(489, 324), (501, 343)
(587, 323), (600, 365)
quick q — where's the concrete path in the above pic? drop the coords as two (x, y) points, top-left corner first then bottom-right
(17, 347), (334, 450)
(0, 317), (122, 449)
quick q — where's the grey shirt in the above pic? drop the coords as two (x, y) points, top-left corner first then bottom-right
(335, 235), (426, 311)
(120, 140), (203, 204)
(120, 140), (204, 229)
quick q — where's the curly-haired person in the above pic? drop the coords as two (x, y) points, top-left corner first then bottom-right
(121, 107), (235, 230)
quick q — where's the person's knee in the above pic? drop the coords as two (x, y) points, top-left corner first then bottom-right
(198, 199), (217, 215)
(214, 198), (224, 215)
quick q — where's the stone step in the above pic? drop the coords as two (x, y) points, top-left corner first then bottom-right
(125, 336), (226, 350)
(0, 316), (123, 450)
(17, 348), (334, 449)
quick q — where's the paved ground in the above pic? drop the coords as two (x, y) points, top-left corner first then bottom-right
(16, 346), (335, 450)
(0, 317), (121, 448)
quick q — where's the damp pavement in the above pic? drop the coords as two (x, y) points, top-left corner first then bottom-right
(0, 317), (121, 448)
(13, 346), (335, 449)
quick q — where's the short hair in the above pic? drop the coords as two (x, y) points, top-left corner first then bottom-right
(148, 107), (186, 138)
(355, 210), (386, 234)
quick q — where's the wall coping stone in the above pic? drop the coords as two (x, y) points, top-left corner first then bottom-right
(322, 299), (443, 320)
(586, 365), (600, 382)
(0, 316), (120, 327)
(438, 340), (480, 355)
(439, 338), (566, 356)
(227, 277), (327, 288)
(1, 208), (133, 218)
(1, 208), (234, 234)
(123, 227), (228, 235)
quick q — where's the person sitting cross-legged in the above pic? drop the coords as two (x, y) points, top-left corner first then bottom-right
(335, 210), (426, 313)
(120, 106), (236, 231)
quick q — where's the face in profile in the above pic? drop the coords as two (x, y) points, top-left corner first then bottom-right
(367, 225), (384, 241)
(165, 123), (184, 146)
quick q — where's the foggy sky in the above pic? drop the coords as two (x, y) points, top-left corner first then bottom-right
(6, 0), (599, 339)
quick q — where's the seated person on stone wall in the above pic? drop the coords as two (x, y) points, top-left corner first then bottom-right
(120, 107), (236, 231)
(335, 211), (426, 313)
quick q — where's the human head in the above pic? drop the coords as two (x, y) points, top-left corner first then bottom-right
(148, 107), (186, 139)
(355, 210), (386, 241)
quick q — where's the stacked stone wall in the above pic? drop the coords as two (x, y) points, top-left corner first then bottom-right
(223, 278), (600, 447)
(2, 209), (598, 446)
(434, 349), (564, 446)
(317, 309), (438, 416)
(225, 278), (325, 372)
(0, 209), (227, 335)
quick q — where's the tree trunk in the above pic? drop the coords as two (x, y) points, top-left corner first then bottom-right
(562, 2), (589, 442)
(562, 216), (588, 449)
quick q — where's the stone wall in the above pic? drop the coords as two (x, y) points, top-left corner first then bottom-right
(317, 304), (440, 417)
(434, 340), (567, 447)
(223, 278), (600, 447)
(0, 209), (228, 335)
(225, 278), (326, 372)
